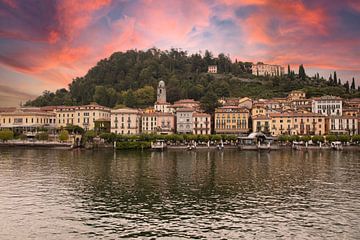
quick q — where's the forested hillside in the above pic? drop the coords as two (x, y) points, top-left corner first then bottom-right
(25, 48), (360, 110)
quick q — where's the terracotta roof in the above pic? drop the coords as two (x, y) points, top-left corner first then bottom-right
(176, 108), (195, 112)
(311, 95), (342, 101)
(174, 99), (200, 104)
(193, 112), (210, 117)
(269, 112), (324, 117)
(0, 107), (17, 113)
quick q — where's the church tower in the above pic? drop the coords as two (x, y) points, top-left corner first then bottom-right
(157, 80), (166, 103)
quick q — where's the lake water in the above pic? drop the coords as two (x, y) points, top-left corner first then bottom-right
(0, 148), (359, 239)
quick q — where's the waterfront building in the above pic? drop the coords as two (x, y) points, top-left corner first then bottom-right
(141, 113), (157, 134)
(271, 112), (326, 136)
(0, 109), (56, 134)
(176, 108), (194, 134)
(214, 106), (250, 134)
(141, 112), (175, 134)
(156, 112), (175, 135)
(252, 115), (272, 134)
(327, 115), (359, 135)
(252, 63), (284, 76)
(208, 65), (217, 73)
(55, 103), (110, 130)
(111, 108), (141, 135)
(311, 95), (342, 116)
(193, 112), (211, 135)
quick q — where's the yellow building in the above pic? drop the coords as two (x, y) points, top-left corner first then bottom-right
(252, 115), (272, 133)
(269, 112), (326, 136)
(253, 112), (326, 136)
(54, 103), (110, 130)
(215, 106), (250, 134)
(251, 102), (267, 117)
(0, 109), (56, 133)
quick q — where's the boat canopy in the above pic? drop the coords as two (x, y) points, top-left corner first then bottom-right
(237, 132), (274, 145)
(238, 132), (274, 140)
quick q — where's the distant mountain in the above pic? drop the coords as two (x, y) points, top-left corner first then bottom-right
(25, 48), (360, 109)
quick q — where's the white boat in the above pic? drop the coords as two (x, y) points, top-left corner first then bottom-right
(331, 141), (343, 150)
(151, 140), (167, 151)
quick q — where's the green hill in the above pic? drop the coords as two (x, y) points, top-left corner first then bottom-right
(25, 48), (360, 111)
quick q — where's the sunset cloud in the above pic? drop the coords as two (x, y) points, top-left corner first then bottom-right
(0, 0), (359, 106)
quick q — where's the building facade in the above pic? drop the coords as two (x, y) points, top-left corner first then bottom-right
(328, 116), (359, 135)
(264, 112), (326, 136)
(176, 108), (194, 134)
(141, 112), (175, 134)
(55, 103), (111, 130)
(193, 112), (211, 135)
(214, 106), (250, 134)
(0, 110), (56, 133)
(208, 65), (217, 73)
(156, 113), (175, 135)
(252, 63), (284, 76)
(111, 108), (141, 135)
(312, 96), (342, 116)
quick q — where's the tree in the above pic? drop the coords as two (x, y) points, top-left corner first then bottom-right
(287, 65), (291, 75)
(36, 132), (49, 141)
(329, 74), (333, 85)
(333, 71), (337, 85)
(338, 135), (350, 143)
(84, 130), (96, 142)
(344, 81), (350, 93)
(298, 64), (306, 80)
(134, 86), (156, 108)
(94, 86), (118, 108)
(0, 129), (14, 142)
(325, 135), (337, 142)
(59, 130), (69, 142)
(351, 77), (356, 90)
(65, 125), (84, 134)
(123, 89), (137, 108)
(200, 89), (221, 114)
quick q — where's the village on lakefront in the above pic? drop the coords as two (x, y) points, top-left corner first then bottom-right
(1, 56), (360, 151)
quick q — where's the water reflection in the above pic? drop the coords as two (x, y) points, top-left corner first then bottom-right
(0, 148), (359, 239)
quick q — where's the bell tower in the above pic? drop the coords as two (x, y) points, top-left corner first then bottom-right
(157, 80), (166, 103)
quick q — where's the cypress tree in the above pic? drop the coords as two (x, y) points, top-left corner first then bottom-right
(351, 77), (356, 90)
(329, 74), (333, 85)
(333, 71), (337, 85)
(298, 64), (306, 80)
(288, 65), (291, 75)
(338, 78), (341, 85)
(344, 81), (350, 93)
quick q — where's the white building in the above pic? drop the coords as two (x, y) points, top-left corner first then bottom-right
(252, 63), (284, 76)
(312, 96), (342, 116)
(328, 116), (358, 135)
(111, 108), (141, 135)
(208, 65), (217, 73)
(176, 108), (194, 134)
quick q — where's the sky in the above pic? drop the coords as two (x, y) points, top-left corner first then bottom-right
(0, 0), (360, 106)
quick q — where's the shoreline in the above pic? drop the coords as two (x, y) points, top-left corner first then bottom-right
(1, 142), (360, 152)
